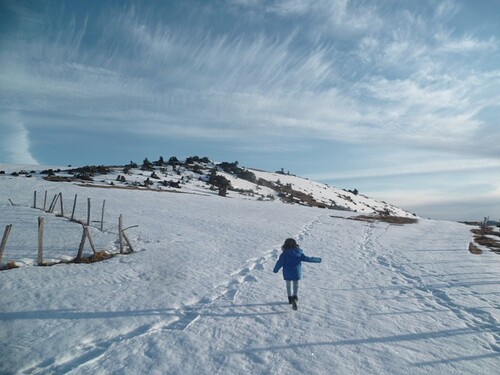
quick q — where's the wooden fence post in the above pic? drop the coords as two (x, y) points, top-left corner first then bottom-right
(87, 198), (91, 226)
(33, 191), (37, 209)
(119, 215), (137, 254)
(71, 194), (78, 221)
(38, 217), (44, 265)
(48, 194), (58, 213)
(59, 192), (64, 217)
(43, 191), (48, 211)
(0, 224), (13, 263)
(119, 215), (124, 254)
(76, 226), (86, 261)
(481, 216), (489, 235)
(76, 225), (97, 261)
(87, 228), (97, 254)
(122, 231), (135, 253)
(100, 200), (106, 231)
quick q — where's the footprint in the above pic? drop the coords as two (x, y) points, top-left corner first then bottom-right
(223, 288), (239, 301)
(244, 274), (258, 282)
(488, 343), (500, 353)
(237, 267), (251, 276)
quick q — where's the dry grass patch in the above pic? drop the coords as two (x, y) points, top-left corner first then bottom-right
(1, 250), (122, 271)
(468, 242), (483, 255)
(470, 227), (500, 255)
(0, 261), (20, 271)
(473, 236), (500, 251)
(72, 251), (114, 263)
(352, 215), (418, 225)
(470, 227), (498, 236)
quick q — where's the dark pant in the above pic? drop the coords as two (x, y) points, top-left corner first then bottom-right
(286, 280), (299, 296)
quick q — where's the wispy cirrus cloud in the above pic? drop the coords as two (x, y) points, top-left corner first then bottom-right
(264, 0), (382, 37)
(436, 33), (497, 53)
(307, 157), (500, 181)
(1, 0), (499, 165)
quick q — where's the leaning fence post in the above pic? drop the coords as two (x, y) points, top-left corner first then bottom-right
(76, 226), (86, 261)
(119, 215), (137, 254)
(0, 224), (13, 263)
(76, 225), (97, 261)
(48, 194), (58, 213)
(122, 231), (135, 253)
(37, 217), (45, 265)
(87, 227), (97, 254)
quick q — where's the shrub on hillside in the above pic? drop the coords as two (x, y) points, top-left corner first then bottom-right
(155, 156), (165, 166)
(186, 155), (210, 164)
(217, 161), (256, 183)
(218, 161), (239, 174)
(237, 169), (257, 183)
(141, 158), (154, 171)
(167, 156), (179, 166)
(68, 166), (110, 180)
(40, 169), (59, 176)
(209, 169), (231, 197)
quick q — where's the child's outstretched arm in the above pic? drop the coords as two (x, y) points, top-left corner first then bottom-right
(301, 254), (322, 263)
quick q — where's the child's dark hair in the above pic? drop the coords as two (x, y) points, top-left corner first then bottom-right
(282, 238), (298, 251)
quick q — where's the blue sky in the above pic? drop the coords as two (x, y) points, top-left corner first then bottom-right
(1, 0), (499, 221)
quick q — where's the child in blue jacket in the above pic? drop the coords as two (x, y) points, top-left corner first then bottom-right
(273, 238), (321, 310)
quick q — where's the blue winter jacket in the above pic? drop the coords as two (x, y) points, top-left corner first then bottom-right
(273, 247), (321, 280)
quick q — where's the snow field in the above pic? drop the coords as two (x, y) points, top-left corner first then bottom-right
(0, 175), (499, 374)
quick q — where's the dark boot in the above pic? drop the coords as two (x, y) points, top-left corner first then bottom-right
(292, 296), (298, 310)
(288, 296), (294, 304)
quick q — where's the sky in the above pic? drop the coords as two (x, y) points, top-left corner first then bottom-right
(1, 0), (499, 221)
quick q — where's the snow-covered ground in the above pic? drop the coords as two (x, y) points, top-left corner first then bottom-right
(1, 172), (499, 374)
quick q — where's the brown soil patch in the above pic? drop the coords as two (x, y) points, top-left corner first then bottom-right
(470, 227), (500, 255)
(352, 215), (418, 225)
(468, 242), (482, 255)
(0, 261), (20, 271)
(72, 251), (115, 263)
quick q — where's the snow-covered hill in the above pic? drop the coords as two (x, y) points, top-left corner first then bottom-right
(1, 162), (498, 374)
(0, 158), (415, 218)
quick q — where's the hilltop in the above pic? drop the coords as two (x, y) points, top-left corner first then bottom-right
(1, 156), (415, 218)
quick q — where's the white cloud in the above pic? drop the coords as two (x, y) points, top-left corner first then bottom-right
(435, 33), (497, 53)
(434, 0), (460, 19)
(0, 113), (39, 164)
(370, 182), (500, 218)
(307, 158), (500, 180)
(265, 0), (382, 40)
